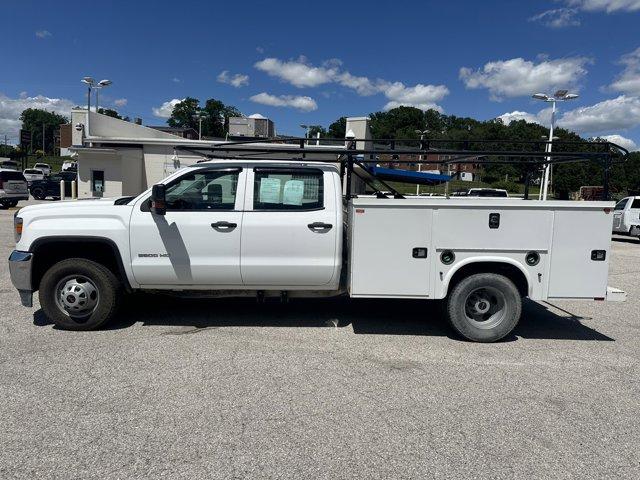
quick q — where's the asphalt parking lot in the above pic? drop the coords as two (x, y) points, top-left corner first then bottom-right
(1, 201), (639, 479)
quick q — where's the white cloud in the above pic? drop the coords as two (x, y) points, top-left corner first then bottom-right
(114, 98), (127, 107)
(254, 56), (449, 111)
(0, 92), (75, 143)
(35, 30), (51, 39)
(152, 98), (184, 118)
(382, 83), (450, 112)
(171, 77), (180, 83)
(249, 92), (317, 112)
(254, 57), (337, 88)
(609, 47), (640, 96)
(529, 8), (581, 27)
(460, 56), (590, 100)
(499, 96), (640, 136)
(566, 0), (640, 12)
(558, 95), (640, 133)
(599, 134), (638, 151)
(217, 70), (249, 88)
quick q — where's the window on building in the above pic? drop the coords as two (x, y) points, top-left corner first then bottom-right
(253, 169), (323, 210)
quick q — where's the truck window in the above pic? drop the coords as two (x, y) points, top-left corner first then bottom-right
(631, 199), (640, 208)
(253, 168), (323, 210)
(614, 199), (629, 210)
(165, 169), (239, 211)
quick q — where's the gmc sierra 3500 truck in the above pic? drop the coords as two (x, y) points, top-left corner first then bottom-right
(8, 159), (626, 342)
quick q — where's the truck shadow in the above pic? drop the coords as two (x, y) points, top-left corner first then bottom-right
(33, 293), (612, 342)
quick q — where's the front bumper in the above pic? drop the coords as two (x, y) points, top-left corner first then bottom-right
(8, 250), (33, 307)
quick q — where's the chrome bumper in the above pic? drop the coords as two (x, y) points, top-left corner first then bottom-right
(8, 250), (33, 307)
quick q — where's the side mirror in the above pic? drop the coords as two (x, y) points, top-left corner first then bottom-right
(151, 184), (166, 215)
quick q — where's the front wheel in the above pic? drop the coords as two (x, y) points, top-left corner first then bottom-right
(31, 188), (46, 200)
(39, 258), (122, 330)
(446, 273), (522, 342)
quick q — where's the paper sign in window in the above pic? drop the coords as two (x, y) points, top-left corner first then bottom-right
(283, 180), (305, 205)
(259, 177), (281, 203)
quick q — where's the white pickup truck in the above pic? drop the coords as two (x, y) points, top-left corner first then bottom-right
(9, 159), (625, 342)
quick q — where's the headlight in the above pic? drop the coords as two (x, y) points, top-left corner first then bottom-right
(14, 215), (23, 243)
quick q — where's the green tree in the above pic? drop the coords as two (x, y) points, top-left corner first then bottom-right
(308, 125), (327, 138)
(97, 108), (122, 119)
(167, 97), (242, 138)
(20, 108), (68, 154)
(328, 117), (346, 138)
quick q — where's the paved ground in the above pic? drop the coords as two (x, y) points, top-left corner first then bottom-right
(1, 200), (639, 479)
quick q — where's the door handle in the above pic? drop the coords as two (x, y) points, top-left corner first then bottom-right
(211, 221), (237, 231)
(308, 222), (333, 232)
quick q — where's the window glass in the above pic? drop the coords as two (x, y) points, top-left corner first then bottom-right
(631, 199), (640, 209)
(165, 170), (239, 211)
(253, 169), (323, 210)
(614, 199), (628, 210)
(91, 170), (105, 193)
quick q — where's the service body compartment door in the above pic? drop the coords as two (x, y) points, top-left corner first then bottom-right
(349, 205), (432, 297)
(548, 208), (612, 298)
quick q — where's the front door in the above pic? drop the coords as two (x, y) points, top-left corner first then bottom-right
(240, 167), (338, 286)
(129, 167), (246, 286)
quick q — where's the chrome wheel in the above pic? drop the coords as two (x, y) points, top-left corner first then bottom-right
(464, 286), (506, 329)
(54, 275), (100, 320)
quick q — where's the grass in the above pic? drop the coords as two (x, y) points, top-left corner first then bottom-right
(18, 155), (71, 173)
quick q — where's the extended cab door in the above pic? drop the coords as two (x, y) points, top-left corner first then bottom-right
(129, 167), (245, 286)
(240, 167), (338, 286)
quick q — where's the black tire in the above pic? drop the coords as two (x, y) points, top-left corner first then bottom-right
(446, 273), (522, 343)
(38, 258), (122, 331)
(6, 200), (18, 208)
(0, 201), (7, 209)
(31, 188), (46, 200)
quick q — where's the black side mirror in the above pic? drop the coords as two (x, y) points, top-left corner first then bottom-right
(151, 184), (166, 215)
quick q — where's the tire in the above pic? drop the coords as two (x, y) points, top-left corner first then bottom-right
(0, 201), (7, 210)
(6, 200), (18, 208)
(38, 258), (122, 331)
(446, 273), (522, 343)
(31, 188), (46, 200)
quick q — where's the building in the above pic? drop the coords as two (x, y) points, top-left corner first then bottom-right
(148, 126), (199, 140)
(228, 114), (275, 138)
(68, 110), (370, 198)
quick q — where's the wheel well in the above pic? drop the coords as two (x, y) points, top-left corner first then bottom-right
(31, 238), (129, 291)
(448, 262), (529, 297)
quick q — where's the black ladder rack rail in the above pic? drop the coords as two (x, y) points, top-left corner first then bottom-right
(176, 137), (629, 201)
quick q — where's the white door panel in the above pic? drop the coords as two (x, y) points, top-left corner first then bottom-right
(130, 168), (245, 286)
(240, 168), (337, 286)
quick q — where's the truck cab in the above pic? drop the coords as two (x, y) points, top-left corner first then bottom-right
(612, 196), (640, 235)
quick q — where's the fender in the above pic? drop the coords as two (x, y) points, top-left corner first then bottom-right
(30, 235), (136, 291)
(439, 255), (533, 299)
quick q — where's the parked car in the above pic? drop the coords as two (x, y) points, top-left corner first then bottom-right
(0, 169), (29, 208)
(612, 196), (640, 235)
(28, 171), (76, 200)
(23, 168), (45, 184)
(61, 161), (77, 172)
(452, 188), (509, 198)
(33, 163), (52, 175)
(1, 159), (19, 171)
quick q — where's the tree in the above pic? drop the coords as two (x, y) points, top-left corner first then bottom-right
(20, 108), (68, 154)
(97, 108), (122, 119)
(167, 97), (242, 138)
(308, 125), (327, 139)
(328, 117), (346, 139)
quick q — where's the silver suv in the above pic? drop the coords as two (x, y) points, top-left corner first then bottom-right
(0, 169), (29, 208)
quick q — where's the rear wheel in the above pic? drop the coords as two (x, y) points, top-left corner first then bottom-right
(446, 273), (522, 342)
(31, 188), (46, 200)
(39, 258), (121, 330)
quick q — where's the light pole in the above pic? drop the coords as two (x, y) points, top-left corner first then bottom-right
(300, 124), (309, 144)
(94, 79), (112, 112)
(415, 129), (430, 195)
(532, 90), (579, 200)
(192, 111), (209, 139)
(81, 77), (94, 133)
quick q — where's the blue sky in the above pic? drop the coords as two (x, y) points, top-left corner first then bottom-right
(2, 0), (640, 150)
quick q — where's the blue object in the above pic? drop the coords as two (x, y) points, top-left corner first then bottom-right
(366, 165), (452, 185)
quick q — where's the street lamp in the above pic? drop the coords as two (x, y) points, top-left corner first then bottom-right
(300, 124), (310, 144)
(192, 111), (209, 140)
(532, 90), (579, 200)
(94, 79), (112, 112)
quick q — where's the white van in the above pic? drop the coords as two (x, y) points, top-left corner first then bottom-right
(612, 196), (640, 235)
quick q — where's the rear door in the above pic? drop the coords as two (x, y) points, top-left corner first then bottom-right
(240, 167), (338, 286)
(626, 198), (640, 230)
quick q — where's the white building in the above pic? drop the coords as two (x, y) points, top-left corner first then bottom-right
(69, 110), (371, 198)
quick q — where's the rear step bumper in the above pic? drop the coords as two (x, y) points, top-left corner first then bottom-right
(606, 286), (626, 302)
